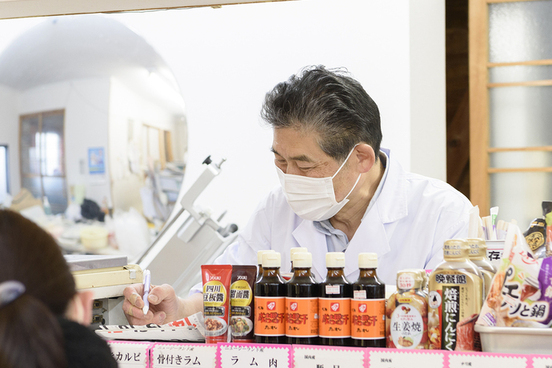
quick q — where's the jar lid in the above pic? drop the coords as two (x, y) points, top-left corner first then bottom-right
(326, 252), (345, 268)
(443, 239), (469, 260)
(262, 251), (281, 268)
(290, 247), (308, 262)
(396, 269), (424, 289)
(466, 238), (486, 260)
(358, 252), (378, 269)
(257, 249), (276, 265)
(293, 252), (312, 268)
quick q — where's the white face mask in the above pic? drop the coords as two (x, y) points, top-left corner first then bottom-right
(276, 145), (361, 221)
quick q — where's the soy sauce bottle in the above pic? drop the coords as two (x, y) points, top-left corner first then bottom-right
(256, 250), (276, 282)
(351, 253), (386, 347)
(286, 252), (320, 345)
(254, 252), (287, 344)
(319, 252), (352, 346)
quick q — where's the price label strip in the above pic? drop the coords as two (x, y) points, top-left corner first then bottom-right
(108, 340), (153, 368)
(448, 352), (527, 368)
(369, 348), (445, 368)
(151, 343), (217, 367)
(532, 355), (552, 368)
(293, 345), (366, 368)
(217, 343), (291, 368)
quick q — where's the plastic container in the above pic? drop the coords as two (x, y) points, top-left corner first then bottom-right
(475, 325), (552, 354)
(80, 226), (108, 249)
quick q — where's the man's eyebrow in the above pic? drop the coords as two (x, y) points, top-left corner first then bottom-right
(270, 147), (314, 162)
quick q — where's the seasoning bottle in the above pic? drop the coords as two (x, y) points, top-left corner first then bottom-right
(286, 252), (320, 345)
(254, 251), (287, 344)
(350, 253), (386, 347)
(290, 247), (308, 272)
(467, 238), (496, 301)
(319, 252), (352, 346)
(256, 249), (276, 282)
(386, 269), (428, 349)
(428, 239), (483, 351)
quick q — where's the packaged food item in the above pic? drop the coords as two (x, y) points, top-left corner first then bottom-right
(386, 269), (428, 349)
(428, 239), (483, 351)
(202, 264), (232, 344)
(254, 252), (287, 344)
(467, 238), (496, 299)
(256, 249), (276, 282)
(230, 265), (256, 343)
(319, 252), (352, 346)
(477, 223), (552, 328)
(524, 217), (547, 259)
(351, 253), (386, 347)
(543, 201), (552, 256)
(286, 252), (320, 345)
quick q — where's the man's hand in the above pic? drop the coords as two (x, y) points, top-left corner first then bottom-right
(123, 283), (180, 325)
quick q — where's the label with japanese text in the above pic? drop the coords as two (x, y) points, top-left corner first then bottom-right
(351, 298), (385, 340)
(285, 297), (319, 337)
(319, 297), (351, 338)
(254, 296), (286, 336)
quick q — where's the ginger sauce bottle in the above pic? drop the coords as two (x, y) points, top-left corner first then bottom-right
(254, 252), (287, 344)
(286, 252), (320, 345)
(319, 252), (352, 346)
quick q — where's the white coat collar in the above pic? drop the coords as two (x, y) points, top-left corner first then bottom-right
(291, 148), (409, 280)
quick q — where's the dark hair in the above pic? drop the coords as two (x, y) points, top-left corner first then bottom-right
(261, 65), (382, 162)
(0, 210), (76, 368)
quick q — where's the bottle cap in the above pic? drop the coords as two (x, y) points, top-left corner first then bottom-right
(326, 252), (345, 268)
(466, 238), (486, 260)
(443, 239), (469, 260)
(257, 249), (276, 265)
(293, 252), (312, 268)
(290, 247), (308, 262)
(262, 252), (281, 268)
(358, 252), (378, 269)
(396, 269), (424, 290)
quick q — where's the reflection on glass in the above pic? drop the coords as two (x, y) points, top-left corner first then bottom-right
(20, 115), (40, 175)
(41, 112), (64, 177)
(489, 86), (552, 148)
(489, 1), (552, 63)
(489, 65), (552, 84)
(42, 176), (67, 214)
(490, 172), (551, 230)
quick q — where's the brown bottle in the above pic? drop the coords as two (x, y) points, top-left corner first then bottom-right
(256, 249), (276, 282)
(351, 253), (386, 347)
(467, 238), (496, 301)
(319, 252), (352, 346)
(286, 252), (320, 345)
(254, 252), (287, 344)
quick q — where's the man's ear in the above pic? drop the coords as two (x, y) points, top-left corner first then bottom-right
(66, 290), (95, 325)
(355, 143), (376, 173)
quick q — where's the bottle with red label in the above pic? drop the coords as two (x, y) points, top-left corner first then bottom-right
(351, 253), (386, 347)
(254, 251), (287, 344)
(286, 252), (320, 345)
(319, 252), (352, 346)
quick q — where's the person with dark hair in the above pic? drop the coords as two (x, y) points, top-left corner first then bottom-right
(122, 65), (473, 325)
(0, 209), (117, 368)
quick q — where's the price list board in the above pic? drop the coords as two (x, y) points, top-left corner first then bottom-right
(151, 343), (217, 368)
(217, 343), (291, 368)
(369, 348), (444, 368)
(108, 341), (154, 368)
(293, 345), (366, 368)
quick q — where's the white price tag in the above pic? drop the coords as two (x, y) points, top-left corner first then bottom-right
(448, 353), (527, 368)
(151, 343), (217, 367)
(108, 341), (152, 367)
(218, 343), (290, 368)
(293, 346), (365, 368)
(533, 356), (552, 368)
(369, 349), (444, 368)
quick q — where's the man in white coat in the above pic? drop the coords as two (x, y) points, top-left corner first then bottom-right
(123, 66), (473, 325)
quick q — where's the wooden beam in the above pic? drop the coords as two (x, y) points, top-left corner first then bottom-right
(488, 79), (552, 88)
(488, 146), (552, 152)
(488, 59), (552, 68)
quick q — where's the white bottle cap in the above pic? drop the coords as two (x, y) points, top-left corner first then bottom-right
(293, 252), (312, 268)
(257, 249), (276, 265)
(262, 252), (281, 268)
(358, 253), (378, 269)
(326, 252), (345, 268)
(290, 247), (308, 262)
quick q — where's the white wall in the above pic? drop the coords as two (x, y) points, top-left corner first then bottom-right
(18, 78), (111, 205)
(0, 84), (20, 197)
(112, 0), (445, 230)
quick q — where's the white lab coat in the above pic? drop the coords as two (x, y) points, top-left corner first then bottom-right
(193, 148), (472, 291)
